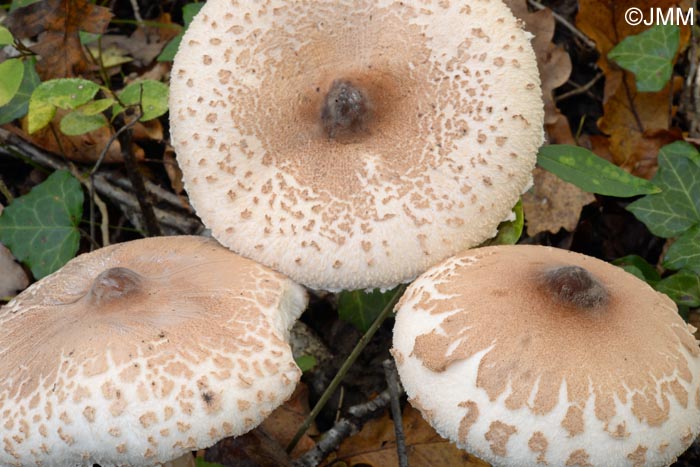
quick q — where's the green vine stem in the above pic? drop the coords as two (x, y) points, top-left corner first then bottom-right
(286, 284), (407, 454)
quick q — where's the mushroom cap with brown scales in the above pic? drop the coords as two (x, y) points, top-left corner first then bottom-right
(169, 0), (544, 292)
(391, 245), (700, 467)
(0, 236), (308, 467)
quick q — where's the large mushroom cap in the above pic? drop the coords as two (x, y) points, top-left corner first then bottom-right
(392, 245), (700, 467)
(0, 236), (308, 466)
(169, 0), (544, 291)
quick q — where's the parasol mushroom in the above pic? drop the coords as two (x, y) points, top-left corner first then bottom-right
(392, 245), (700, 467)
(169, 0), (544, 291)
(0, 236), (307, 466)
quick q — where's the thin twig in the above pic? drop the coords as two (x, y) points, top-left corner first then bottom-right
(0, 128), (203, 235)
(129, 0), (144, 24)
(93, 190), (110, 247)
(89, 116), (141, 248)
(292, 387), (394, 467)
(527, 0), (597, 50)
(554, 72), (604, 102)
(286, 285), (407, 454)
(114, 111), (162, 236)
(383, 359), (408, 467)
(0, 178), (14, 203)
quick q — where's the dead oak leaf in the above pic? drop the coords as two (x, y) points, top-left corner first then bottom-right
(576, 0), (689, 176)
(327, 406), (489, 467)
(6, 0), (112, 79)
(504, 0), (572, 127)
(522, 167), (595, 236)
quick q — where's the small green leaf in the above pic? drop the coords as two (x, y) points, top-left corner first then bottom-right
(28, 78), (100, 133)
(627, 142), (700, 237)
(77, 98), (115, 115)
(79, 31), (101, 45)
(295, 355), (317, 372)
(182, 2), (205, 25)
(60, 111), (108, 135)
(655, 271), (700, 308)
(612, 255), (660, 283)
(0, 58), (40, 125)
(537, 145), (660, 197)
(27, 97), (55, 134)
(32, 78), (101, 109)
(117, 80), (169, 121)
(483, 200), (523, 246)
(157, 2), (205, 61)
(195, 459), (226, 467)
(157, 36), (182, 62)
(608, 24), (680, 92)
(0, 170), (83, 279)
(0, 26), (13, 46)
(619, 265), (645, 281)
(663, 225), (700, 273)
(338, 287), (399, 332)
(0, 59), (25, 107)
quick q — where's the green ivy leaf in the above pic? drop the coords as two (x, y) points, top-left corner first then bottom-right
(28, 78), (100, 133)
(295, 355), (317, 372)
(0, 170), (83, 279)
(0, 59), (25, 107)
(157, 2), (205, 62)
(663, 225), (700, 273)
(608, 24), (679, 92)
(627, 141), (700, 237)
(0, 26), (14, 46)
(537, 145), (660, 197)
(655, 271), (700, 308)
(482, 200), (523, 246)
(612, 255), (660, 283)
(116, 80), (169, 121)
(0, 58), (40, 125)
(60, 112), (108, 136)
(338, 287), (399, 332)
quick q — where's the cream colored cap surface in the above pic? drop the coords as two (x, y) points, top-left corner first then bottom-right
(392, 245), (700, 467)
(0, 236), (308, 466)
(169, 0), (544, 291)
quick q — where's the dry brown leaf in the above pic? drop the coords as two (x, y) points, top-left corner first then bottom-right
(6, 0), (112, 79)
(261, 384), (316, 458)
(203, 385), (314, 466)
(204, 428), (292, 467)
(576, 0), (690, 177)
(522, 167), (595, 235)
(100, 14), (180, 66)
(689, 309), (700, 340)
(327, 406), (489, 467)
(0, 244), (29, 299)
(504, 0), (572, 128)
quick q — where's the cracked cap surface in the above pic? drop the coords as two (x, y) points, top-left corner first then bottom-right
(392, 245), (700, 467)
(0, 236), (308, 466)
